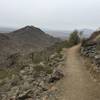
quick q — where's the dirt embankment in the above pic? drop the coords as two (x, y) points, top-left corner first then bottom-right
(55, 44), (100, 100)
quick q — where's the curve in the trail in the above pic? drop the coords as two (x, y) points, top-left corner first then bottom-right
(57, 45), (100, 100)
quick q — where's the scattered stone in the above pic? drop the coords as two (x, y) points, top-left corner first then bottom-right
(0, 51), (64, 100)
(49, 69), (64, 83)
(81, 41), (100, 68)
(17, 90), (32, 100)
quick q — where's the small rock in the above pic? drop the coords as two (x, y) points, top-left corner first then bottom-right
(17, 90), (32, 100)
(48, 69), (64, 83)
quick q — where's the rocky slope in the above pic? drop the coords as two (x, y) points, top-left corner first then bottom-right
(0, 37), (68, 100)
(0, 44), (65, 100)
(8, 26), (60, 52)
(0, 26), (60, 52)
(89, 30), (100, 41)
(0, 26), (60, 68)
(81, 30), (100, 81)
(0, 26), (65, 100)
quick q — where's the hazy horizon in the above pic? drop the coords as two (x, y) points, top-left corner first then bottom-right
(0, 0), (100, 30)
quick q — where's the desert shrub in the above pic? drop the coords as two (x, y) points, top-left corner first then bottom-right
(44, 66), (53, 74)
(47, 40), (70, 54)
(30, 40), (68, 64)
(0, 69), (8, 79)
(69, 30), (80, 46)
(96, 42), (100, 51)
(33, 65), (53, 78)
(0, 80), (6, 87)
(0, 67), (19, 81)
(34, 65), (52, 74)
(81, 38), (89, 47)
(30, 52), (46, 63)
(34, 65), (44, 72)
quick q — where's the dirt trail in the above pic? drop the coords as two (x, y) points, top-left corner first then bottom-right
(56, 44), (100, 100)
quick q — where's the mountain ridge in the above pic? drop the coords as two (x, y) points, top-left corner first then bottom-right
(0, 26), (60, 63)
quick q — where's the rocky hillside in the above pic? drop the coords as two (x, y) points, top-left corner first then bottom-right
(8, 26), (60, 52)
(0, 29), (68, 99)
(81, 30), (100, 81)
(89, 30), (100, 41)
(0, 26), (60, 67)
(0, 33), (17, 62)
(1, 26), (60, 52)
(0, 42), (65, 100)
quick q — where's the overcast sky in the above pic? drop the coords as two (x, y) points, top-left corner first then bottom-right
(0, 0), (100, 30)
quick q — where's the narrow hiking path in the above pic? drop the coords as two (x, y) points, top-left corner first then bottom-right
(56, 44), (100, 100)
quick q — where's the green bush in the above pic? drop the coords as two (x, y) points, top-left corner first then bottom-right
(69, 30), (80, 46)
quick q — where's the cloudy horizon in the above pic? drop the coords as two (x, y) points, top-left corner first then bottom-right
(0, 0), (100, 30)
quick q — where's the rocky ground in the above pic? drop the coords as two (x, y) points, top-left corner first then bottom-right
(0, 50), (64, 100)
(81, 40), (100, 81)
(49, 44), (100, 100)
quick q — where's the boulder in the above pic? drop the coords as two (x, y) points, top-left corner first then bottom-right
(17, 90), (32, 100)
(48, 69), (64, 83)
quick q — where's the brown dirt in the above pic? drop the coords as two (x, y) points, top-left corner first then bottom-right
(56, 44), (100, 100)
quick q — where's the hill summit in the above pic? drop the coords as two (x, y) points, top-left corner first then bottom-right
(0, 26), (60, 61)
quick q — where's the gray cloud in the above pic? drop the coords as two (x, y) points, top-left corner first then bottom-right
(0, 0), (100, 30)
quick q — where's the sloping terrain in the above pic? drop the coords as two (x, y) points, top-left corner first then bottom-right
(81, 30), (100, 81)
(0, 42), (65, 100)
(94, 34), (100, 41)
(0, 27), (15, 33)
(0, 34), (17, 62)
(89, 30), (100, 41)
(55, 44), (100, 100)
(8, 26), (60, 52)
(0, 26), (60, 68)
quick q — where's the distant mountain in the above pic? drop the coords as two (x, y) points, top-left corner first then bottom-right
(79, 29), (94, 38)
(0, 27), (15, 33)
(9, 26), (60, 51)
(44, 30), (71, 40)
(0, 27), (94, 40)
(0, 26), (60, 62)
(89, 30), (100, 41)
(44, 29), (94, 39)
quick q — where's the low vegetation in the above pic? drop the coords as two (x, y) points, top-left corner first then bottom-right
(0, 40), (66, 99)
(68, 30), (80, 46)
(0, 27), (83, 100)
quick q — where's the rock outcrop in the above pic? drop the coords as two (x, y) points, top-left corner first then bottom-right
(0, 26), (60, 68)
(81, 41), (100, 67)
(81, 30), (100, 81)
(0, 51), (64, 100)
